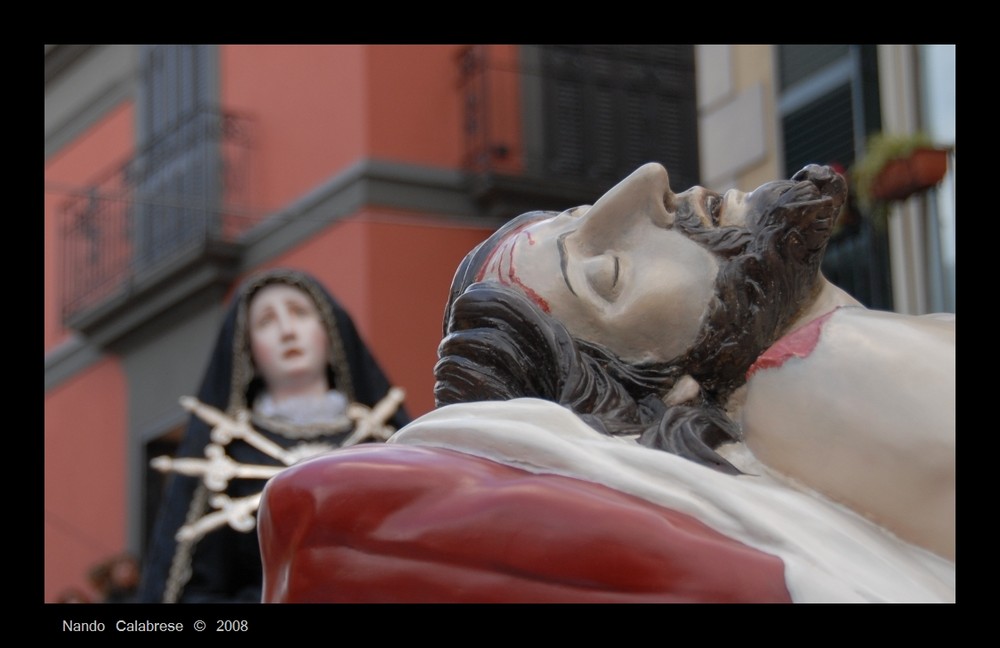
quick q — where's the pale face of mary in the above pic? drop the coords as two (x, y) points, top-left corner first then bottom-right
(476, 163), (757, 364)
(248, 283), (330, 400)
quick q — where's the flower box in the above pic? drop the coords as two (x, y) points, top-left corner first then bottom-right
(870, 147), (949, 202)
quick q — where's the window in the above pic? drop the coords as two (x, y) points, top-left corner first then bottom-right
(778, 45), (891, 309)
(134, 45), (218, 271)
(461, 45), (701, 220)
(536, 45), (700, 192)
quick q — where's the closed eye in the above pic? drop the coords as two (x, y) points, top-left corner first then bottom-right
(586, 254), (621, 302)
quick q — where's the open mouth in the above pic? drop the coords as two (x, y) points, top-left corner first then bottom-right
(704, 193), (723, 225)
(283, 349), (304, 359)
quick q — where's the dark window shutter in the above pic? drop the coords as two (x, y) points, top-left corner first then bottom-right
(782, 84), (856, 177)
(778, 44), (849, 90)
(540, 45), (699, 193)
(136, 45), (216, 269)
(142, 45), (209, 140)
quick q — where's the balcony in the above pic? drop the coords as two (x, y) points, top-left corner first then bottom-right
(59, 108), (256, 341)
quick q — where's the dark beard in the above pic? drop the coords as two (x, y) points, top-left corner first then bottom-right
(662, 165), (847, 400)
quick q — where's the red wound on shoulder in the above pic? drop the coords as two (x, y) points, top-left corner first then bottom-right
(746, 309), (837, 380)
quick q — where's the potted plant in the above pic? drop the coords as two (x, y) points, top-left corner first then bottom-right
(849, 132), (950, 229)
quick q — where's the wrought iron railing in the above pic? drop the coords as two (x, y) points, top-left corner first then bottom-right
(458, 45), (507, 175)
(60, 107), (255, 322)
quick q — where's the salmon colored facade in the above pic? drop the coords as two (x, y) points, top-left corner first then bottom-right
(44, 359), (129, 601)
(44, 45), (502, 602)
(45, 97), (137, 603)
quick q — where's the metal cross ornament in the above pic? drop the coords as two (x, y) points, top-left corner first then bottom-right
(150, 387), (406, 542)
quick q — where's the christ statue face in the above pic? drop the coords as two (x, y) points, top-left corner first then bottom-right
(475, 162), (761, 364)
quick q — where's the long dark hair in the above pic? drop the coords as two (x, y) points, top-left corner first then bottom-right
(435, 165), (845, 473)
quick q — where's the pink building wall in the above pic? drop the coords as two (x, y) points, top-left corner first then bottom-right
(220, 45), (369, 214)
(44, 45), (502, 600)
(44, 359), (129, 602)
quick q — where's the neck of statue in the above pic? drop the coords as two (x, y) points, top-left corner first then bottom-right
(266, 379), (330, 406)
(723, 278), (867, 440)
(254, 381), (350, 429)
(785, 277), (863, 335)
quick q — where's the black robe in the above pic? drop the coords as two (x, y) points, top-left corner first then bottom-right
(137, 269), (410, 603)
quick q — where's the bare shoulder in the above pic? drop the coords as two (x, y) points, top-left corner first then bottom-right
(821, 307), (954, 370)
(741, 305), (955, 560)
(830, 306), (954, 333)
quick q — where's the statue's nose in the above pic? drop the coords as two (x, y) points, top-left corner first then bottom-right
(575, 163), (673, 245)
